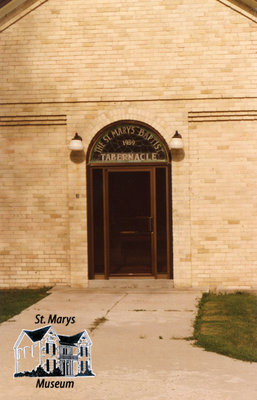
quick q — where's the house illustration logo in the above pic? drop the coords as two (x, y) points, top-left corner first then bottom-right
(13, 325), (95, 378)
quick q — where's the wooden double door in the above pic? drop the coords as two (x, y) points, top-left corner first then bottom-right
(88, 166), (172, 279)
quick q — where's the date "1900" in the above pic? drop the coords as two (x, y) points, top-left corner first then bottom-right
(122, 140), (135, 146)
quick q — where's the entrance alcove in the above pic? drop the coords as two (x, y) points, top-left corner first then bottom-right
(86, 120), (173, 280)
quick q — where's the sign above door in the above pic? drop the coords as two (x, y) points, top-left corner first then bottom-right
(89, 121), (169, 163)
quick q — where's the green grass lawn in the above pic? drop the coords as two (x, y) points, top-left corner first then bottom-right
(193, 292), (257, 362)
(0, 287), (51, 324)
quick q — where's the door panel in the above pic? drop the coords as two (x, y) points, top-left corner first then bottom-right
(92, 169), (105, 274)
(156, 167), (168, 273)
(108, 170), (154, 275)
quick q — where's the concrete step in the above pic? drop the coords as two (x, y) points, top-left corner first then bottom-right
(88, 279), (174, 289)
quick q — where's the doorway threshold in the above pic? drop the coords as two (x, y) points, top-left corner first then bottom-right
(88, 279), (174, 289)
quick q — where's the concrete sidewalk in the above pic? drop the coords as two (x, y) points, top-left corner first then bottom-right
(1, 286), (257, 400)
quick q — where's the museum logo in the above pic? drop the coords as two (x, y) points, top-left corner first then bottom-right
(13, 325), (95, 387)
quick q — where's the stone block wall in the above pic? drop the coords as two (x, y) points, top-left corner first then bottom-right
(0, 0), (256, 102)
(0, 121), (70, 287)
(0, 0), (256, 288)
(189, 106), (257, 290)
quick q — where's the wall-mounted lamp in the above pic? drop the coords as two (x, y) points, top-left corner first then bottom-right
(68, 133), (84, 151)
(170, 131), (183, 150)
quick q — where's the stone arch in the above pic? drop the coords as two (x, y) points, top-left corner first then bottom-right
(83, 107), (171, 150)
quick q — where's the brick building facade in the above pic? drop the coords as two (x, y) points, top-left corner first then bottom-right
(0, 0), (256, 290)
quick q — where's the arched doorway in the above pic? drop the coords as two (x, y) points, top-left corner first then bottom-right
(87, 121), (173, 279)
